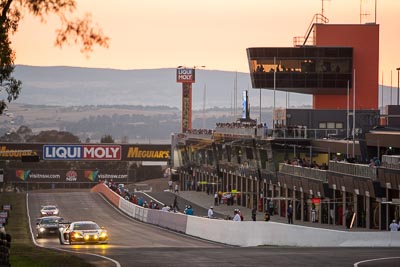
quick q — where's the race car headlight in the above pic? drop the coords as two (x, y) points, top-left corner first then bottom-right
(40, 211), (46, 215)
(39, 227), (46, 232)
(53, 210), (59, 215)
(100, 231), (108, 238)
(72, 232), (82, 238)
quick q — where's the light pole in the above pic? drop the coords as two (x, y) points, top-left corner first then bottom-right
(397, 67), (400, 105)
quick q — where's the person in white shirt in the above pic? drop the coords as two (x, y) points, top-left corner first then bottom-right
(233, 209), (241, 221)
(389, 220), (399, 231)
(208, 206), (214, 218)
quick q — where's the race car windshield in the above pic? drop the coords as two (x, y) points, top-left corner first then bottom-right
(73, 223), (100, 230)
(41, 219), (58, 224)
(43, 206), (56, 210)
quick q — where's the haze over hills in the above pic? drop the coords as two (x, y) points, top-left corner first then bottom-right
(0, 65), (394, 143)
(13, 65), (312, 109)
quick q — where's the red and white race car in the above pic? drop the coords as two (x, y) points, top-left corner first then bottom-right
(40, 205), (59, 217)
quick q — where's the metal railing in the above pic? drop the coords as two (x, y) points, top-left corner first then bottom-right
(328, 161), (377, 180)
(214, 126), (341, 140)
(381, 155), (400, 170)
(278, 163), (327, 182)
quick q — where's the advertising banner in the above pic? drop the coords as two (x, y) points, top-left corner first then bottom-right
(7, 169), (129, 183)
(43, 145), (122, 160)
(0, 144), (40, 160)
(122, 144), (170, 161)
(176, 68), (195, 83)
(0, 143), (170, 162)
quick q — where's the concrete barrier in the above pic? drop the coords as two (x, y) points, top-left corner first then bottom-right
(93, 183), (400, 247)
(147, 209), (187, 233)
(91, 183), (120, 207)
(185, 216), (400, 247)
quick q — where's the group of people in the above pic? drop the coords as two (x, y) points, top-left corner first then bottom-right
(168, 180), (179, 194)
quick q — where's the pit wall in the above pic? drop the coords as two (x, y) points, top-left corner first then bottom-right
(91, 183), (400, 247)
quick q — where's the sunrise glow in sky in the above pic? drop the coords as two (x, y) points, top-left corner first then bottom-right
(11, 0), (400, 85)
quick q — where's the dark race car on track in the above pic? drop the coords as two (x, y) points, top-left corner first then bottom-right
(59, 221), (108, 245)
(36, 216), (64, 238)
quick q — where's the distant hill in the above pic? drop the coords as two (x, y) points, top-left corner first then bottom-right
(13, 65), (312, 109)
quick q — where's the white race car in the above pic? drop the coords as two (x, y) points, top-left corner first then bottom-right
(59, 221), (108, 245)
(40, 205), (59, 217)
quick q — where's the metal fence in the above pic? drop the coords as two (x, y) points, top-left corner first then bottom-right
(278, 163), (328, 182)
(328, 160), (377, 180)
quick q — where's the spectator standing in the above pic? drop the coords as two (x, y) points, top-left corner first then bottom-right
(214, 192), (219, 206)
(138, 197), (143, 207)
(207, 206), (214, 219)
(218, 191), (223, 205)
(172, 195), (179, 211)
(251, 207), (257, 221)
(389, 220), (399, 231)
(174, 183), (179, 194)
(287, 205), (293, 224)
(226, 193), (232, 206)
(269, 201), (274, 216)
(311, 205), (316, 223)
(168, 180), (173, 192)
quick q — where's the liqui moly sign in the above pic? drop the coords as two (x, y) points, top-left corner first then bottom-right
(176, 68), (195, 83)
(43, 145), (121, 161)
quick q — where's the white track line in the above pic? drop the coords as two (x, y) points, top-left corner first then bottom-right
(354, 257), (400, 266)
(26, 193), (121, 267)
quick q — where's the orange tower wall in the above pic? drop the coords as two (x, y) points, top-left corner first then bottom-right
(313, 24), (379, 110)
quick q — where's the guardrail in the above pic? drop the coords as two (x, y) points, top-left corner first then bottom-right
(328, 161), (377, 180)
(382, 155), (400, 170)
(278, 163), (327, 182)
(214, 126), (340, 140)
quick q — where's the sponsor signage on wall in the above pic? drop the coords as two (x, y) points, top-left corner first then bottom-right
(0, 145), (39, 160)
(15, 169), (61, 181)
(123, 144), (170, 161)
(0, 143), (170, 162)
(84, 170), (128, 182)
(9, 169), (128, 183)
(43, 145), (121, 160)
(176, 68), (195, 83)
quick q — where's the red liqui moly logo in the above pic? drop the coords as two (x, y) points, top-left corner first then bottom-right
(43, 145), (121, 161)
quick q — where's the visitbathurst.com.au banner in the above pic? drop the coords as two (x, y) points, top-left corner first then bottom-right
(8, 169), (128, 183)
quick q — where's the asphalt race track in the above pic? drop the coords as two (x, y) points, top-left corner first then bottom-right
(28, 191), (400, 267)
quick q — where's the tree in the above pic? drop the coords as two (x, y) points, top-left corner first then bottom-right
(27, 130), (81, 143)
(100, 134), (114, 143)
(0, 0), (109, 115)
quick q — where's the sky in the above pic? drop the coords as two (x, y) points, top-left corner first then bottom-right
(11, 0), (400, 86)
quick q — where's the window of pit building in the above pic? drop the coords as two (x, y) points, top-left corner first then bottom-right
(327, 122), (336, 129)
(319, 122), (327, 129)
(335, 122), (344, 129)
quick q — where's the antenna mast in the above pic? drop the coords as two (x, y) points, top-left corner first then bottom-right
(360, 0), (377, 24)
(202, 84), (206, 129)
(321, 0), (330, 17)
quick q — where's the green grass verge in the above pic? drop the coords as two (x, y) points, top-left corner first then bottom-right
(0, 192), (94, 267)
